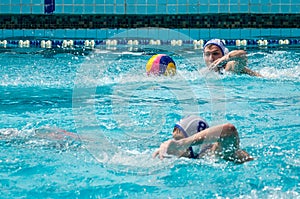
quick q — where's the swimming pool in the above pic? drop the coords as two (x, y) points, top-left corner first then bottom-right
(0, 34), (299, 198)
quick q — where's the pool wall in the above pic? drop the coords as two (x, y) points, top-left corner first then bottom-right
(0, 0), (299, 42)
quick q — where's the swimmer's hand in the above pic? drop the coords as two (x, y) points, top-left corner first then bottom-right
(209, 56), (229, 72)
(152, 139), (187, 160)
(210, 50), (249, 73)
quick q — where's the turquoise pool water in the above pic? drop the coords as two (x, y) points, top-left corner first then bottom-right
(0, 43), (299, 198)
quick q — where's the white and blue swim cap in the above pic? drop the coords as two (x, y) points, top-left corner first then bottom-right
(174, 115), (209, 138)
(203, 39), (229, 56)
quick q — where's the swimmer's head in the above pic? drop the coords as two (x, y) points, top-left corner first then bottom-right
(173, 115), (209, 140)
(203, 39), (229, 66)
(203, 39), (229, 56)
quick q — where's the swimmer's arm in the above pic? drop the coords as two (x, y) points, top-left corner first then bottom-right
(224, 50), (248, 73)
(225, 61), (262, 77)
(152, 139), (190, 159)
(224, 50), (262, 76)
(167, 126), (224, 152)
(242, 67), (263, 77)
(231, 149), (254, 164)
(220, 50), (247, 65)
(187, 125), (224, 146)
(210, 50), (247, 71)
(227, 50), (247, 58)
(153, 126), (226, 159)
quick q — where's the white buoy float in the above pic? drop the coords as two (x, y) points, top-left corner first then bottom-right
(149, 40), (161, 45)
(18, 40), (24, 48)
(241, 39), (247, 46)
(171, 40), (176, 46)
(257, 39), (268, 46)
(90, 40), (95, 48)
(45, 40), (52, 48)
(84, 40), (90, 47)
(133, 40), (139, 45)
(176, 40), (182, 46)
(111, 39), (117, 46)
(62, 40), (68, 48)
(284, 39), (290, 45)
(127, 40), (133, 45)
(24, 40), (30, 47)
(0, 40), (7, 48)
(41, 40), (46, 48)
(193, 39), (204, 49)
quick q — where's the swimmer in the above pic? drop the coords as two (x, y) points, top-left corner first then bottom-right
(152, 115), (254, 164)
(34, 126), (79, 141)
(0, 127), (81, 149)
(203, 39), (262, 76)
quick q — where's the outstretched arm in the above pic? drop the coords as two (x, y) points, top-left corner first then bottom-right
(209, 50), (246, 71)
(210, 50), (262, 77)
(152, 139), (190, 159)
(243, 66), (262, 77)
(152, 123), (253, 163)
(152, 124), (231, 159)
(222, 50), (248, 73)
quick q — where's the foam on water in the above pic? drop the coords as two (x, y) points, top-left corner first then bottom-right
(0, 45), (299, 198)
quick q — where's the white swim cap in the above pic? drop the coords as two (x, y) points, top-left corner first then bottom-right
(174, 115), (209, 138)
(203, 39), (229, 56)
